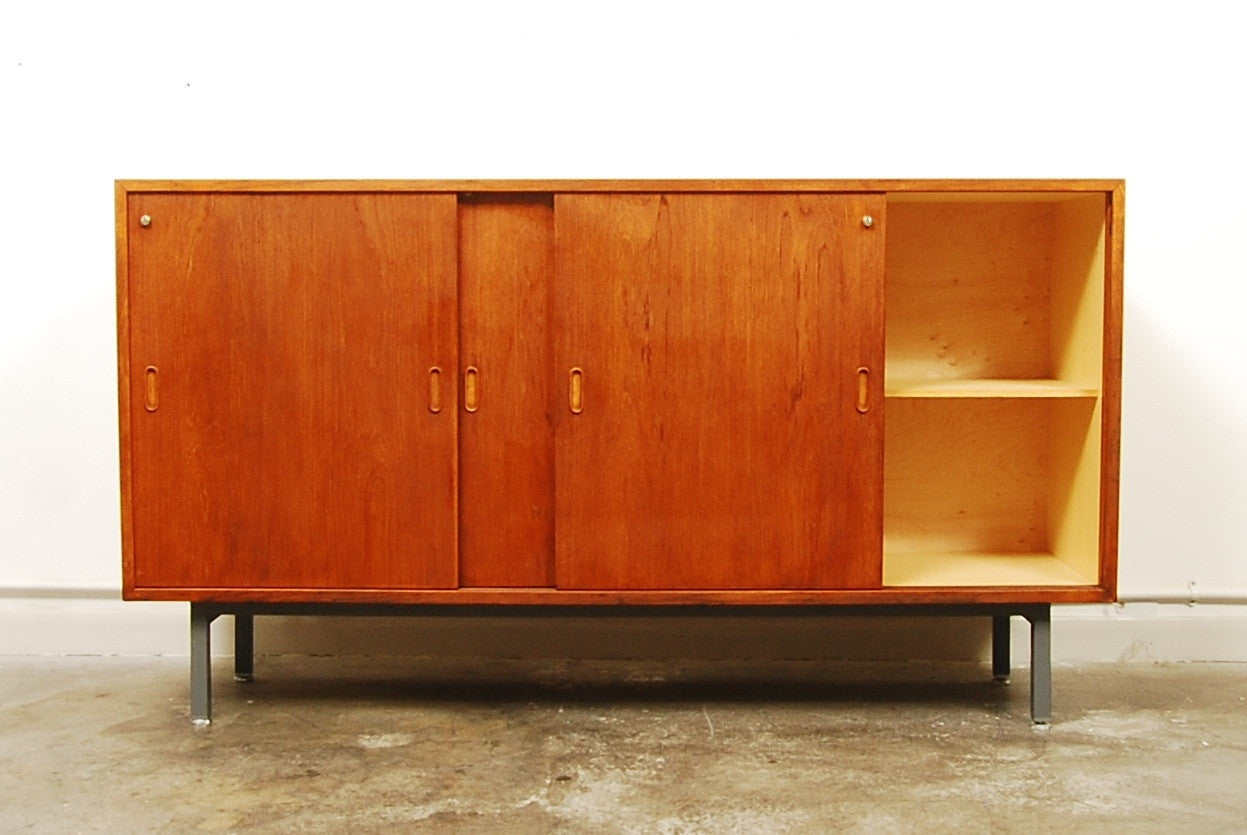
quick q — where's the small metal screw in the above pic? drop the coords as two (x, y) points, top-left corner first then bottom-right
(139, 214), (152, 228)
(861, 215), (874, 229)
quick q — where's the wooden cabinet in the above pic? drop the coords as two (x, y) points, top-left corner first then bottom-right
(117, 180), (1122, 724)
(118, 180), (1121, 605)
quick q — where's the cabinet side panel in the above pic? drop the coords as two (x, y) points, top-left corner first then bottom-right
(1099, 184), (1125, 596)
(127, 193), (459, 592)
(117, 184), (135, 596)
(555, 193), (885, 590)
(459, 196), (556, 587)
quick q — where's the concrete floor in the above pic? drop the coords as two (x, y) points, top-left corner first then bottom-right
(1, 657), (1244, 833)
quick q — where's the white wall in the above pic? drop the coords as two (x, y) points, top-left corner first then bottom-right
(2, 2), (1245, 654)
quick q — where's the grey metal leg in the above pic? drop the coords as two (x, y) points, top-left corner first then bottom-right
(190, 604), (214, 726)
(1028, 605), (1052, 725)
(992, 615), (1011, 682)
(234, 614), (254, 683)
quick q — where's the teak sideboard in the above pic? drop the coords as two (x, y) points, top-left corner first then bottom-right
(115, 179), (1124, 725)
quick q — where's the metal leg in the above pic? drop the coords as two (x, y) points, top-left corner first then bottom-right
(1028, 605), (1052, 725)
(991, 615), (1011, 682)
(190, 604), (215, 726)
(234, 614), (254, 683)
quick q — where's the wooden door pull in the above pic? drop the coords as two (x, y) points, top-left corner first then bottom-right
(464, 366), (479, 413)
(569, 367), (584, 414)
(856, 367), (870, 414)
(144, 366), (159, 412)
(428, 367), (443, 414)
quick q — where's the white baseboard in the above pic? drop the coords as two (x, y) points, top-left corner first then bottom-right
(2, 594), (1245, 663)
(1041, 602), (1247, 663)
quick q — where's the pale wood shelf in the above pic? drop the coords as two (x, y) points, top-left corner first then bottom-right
(884, 552), (1096, 587)
(885, 379), (1100, 399)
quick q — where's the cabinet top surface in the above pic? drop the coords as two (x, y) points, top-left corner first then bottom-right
(116, 178), (1124, 194)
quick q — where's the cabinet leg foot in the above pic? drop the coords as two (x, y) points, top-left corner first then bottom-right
(234, 614), (254, 683)
(190, 604), (215, 725)
(991, 615), (1011, 682)
(1027, 605), (1052, 725)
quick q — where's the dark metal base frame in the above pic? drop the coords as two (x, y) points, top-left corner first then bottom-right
(188, 602), (1052, 726)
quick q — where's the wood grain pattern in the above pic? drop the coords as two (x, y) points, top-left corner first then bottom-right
(125, 193), (458, 592)
(116, 180), (1122, 605)
(884, 552), (1093, 587)
(882, 192), (1111, 595)
(554, 194), (885, 590)
(1051, 195), (1107, 389)
(884, 398), (1101, 586)
(886, 379), (1098, 398)
(116, 181), (135, 592)
(886, 200), (1055, 382)
(1048, 398), (1102, 581)
(117, 179), (1124, 194)
(123, 585), (1114, 605)
(886, 399), (1053, 555)
(1099, 183), (1125, 596)
(458, 196), (556, 587)
(886, 195), (1107, 389)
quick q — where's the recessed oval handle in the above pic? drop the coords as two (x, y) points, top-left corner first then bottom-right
(856, 367), (870, 414)
(569, 367), (584, 415)
(144, 366), (159, 412)
(464, 366), (479, 413)
(428, 367), (443, 414)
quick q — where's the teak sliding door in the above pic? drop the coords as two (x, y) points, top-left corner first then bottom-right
(458, 196), (557, 587)
(125, 193), (459, 591)
(554, 193), (886, 589)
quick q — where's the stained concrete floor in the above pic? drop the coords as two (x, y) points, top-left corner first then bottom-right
(0, 656), (1244, 833)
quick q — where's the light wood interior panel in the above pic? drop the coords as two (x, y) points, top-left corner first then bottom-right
(884, 552), (1092, 587)
(885, 399), (1050, 555)
(885, 194), (1106, 389)
(1048, 398), (1102, 580)
(886, 200), (1053, 382)
(1051, 196), (1107, 389)
(886, 379), (1098, 398)
(458, 196), (556, 587)
(884, 398), (1100, 587)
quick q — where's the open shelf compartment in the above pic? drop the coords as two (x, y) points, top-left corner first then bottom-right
(884, 192), (1107, 394)
(883, 398), (1102, 587)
